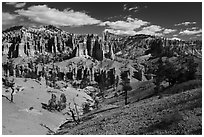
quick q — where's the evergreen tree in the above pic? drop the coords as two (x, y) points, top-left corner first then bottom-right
(152, 55), (198, 97)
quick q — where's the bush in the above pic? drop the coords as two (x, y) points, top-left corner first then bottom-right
(163, 80), (202, 95)
(150, 55), (199, 96)
(144, 110), (183, 133)
(82, 102), (91, 114)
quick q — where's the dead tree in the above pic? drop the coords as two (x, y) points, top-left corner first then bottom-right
(120, 70), (132, 105)
(73, 99), (80, 123)
(10, 86), (15, 103)
(67, 102), (80, 125)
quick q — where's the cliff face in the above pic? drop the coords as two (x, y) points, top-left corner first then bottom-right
(2, 26), (116, 61)
(104, 33), (202, 60)
(3, 25), (201, 62)
(3, 25), (72, 58)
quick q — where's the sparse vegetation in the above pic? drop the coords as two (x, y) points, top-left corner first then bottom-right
(2, 22), (202, 135)
(163, 79), (202, 95)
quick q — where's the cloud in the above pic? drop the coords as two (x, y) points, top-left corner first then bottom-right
(6, 2), (26, 8)
(6, 2), (17, 5)
(15, 2), (26, 8)
(163, 28), (177, 34)
(128, 6), (139, 12)
(186, 27), (199, 31)
(15, 5), (101, 27)
(142, 25), (163, 32)
(174, 21), (196, 26)
(2, 12), (17, 25)
(123, 4), (127, 10)
(101, 18), (166, 36)
(104, 28), (136, 35)
(123, 5), (139, 12)
(100, 17), (149, 31)
(101, 18), (176, 37)
(101, 17), (150, 36)
(173, 34), (178, 37)
(179, 29), (202, 35)
(136, 25), (164, 36)
(123, 4), (139, 12)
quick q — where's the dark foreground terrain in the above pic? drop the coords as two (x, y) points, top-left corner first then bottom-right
(56, 80), (202, 135)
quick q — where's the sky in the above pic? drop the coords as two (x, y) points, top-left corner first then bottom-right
(2, 2), (202, 40)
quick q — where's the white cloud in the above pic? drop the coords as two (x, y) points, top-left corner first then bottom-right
(101, 18), (177, 37)
(6, 2), (26, 8)
(2, 12), (17, 25)
(128, 6), (139, 11)
(142, 25), (163, 32)
(163, 28), (177, 34)
(123, 4), (139, 12)
(179, 29), (202, 35)
(6, 2), (17, 5)
(136, 25), (164, 36)
(15, 5), (101, 27)
(104, 28), (136, 35)
(173, 34), (178, 37)
(175, 21), (196, 26)
(15, 2), (26, 8)
(100, 17), (149, 35)
(102, 18), (165, 36)
(100, 17), (149, 31)
(123, 4), (127, 10)
(101, 17), (150, 35)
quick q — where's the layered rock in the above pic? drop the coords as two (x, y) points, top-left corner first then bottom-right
(2, 25), (118, 62)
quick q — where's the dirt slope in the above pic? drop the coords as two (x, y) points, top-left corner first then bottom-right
(2, 77), (93, 135)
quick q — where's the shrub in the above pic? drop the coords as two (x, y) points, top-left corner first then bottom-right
(163, 80), (202, 95)
(82, 102), (91, 114)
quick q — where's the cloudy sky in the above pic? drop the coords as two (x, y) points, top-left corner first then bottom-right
(2, 2), (202, 40)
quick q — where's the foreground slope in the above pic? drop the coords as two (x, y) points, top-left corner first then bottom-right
(57, 88), (202, 135)
(2, 77), (93, 134)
